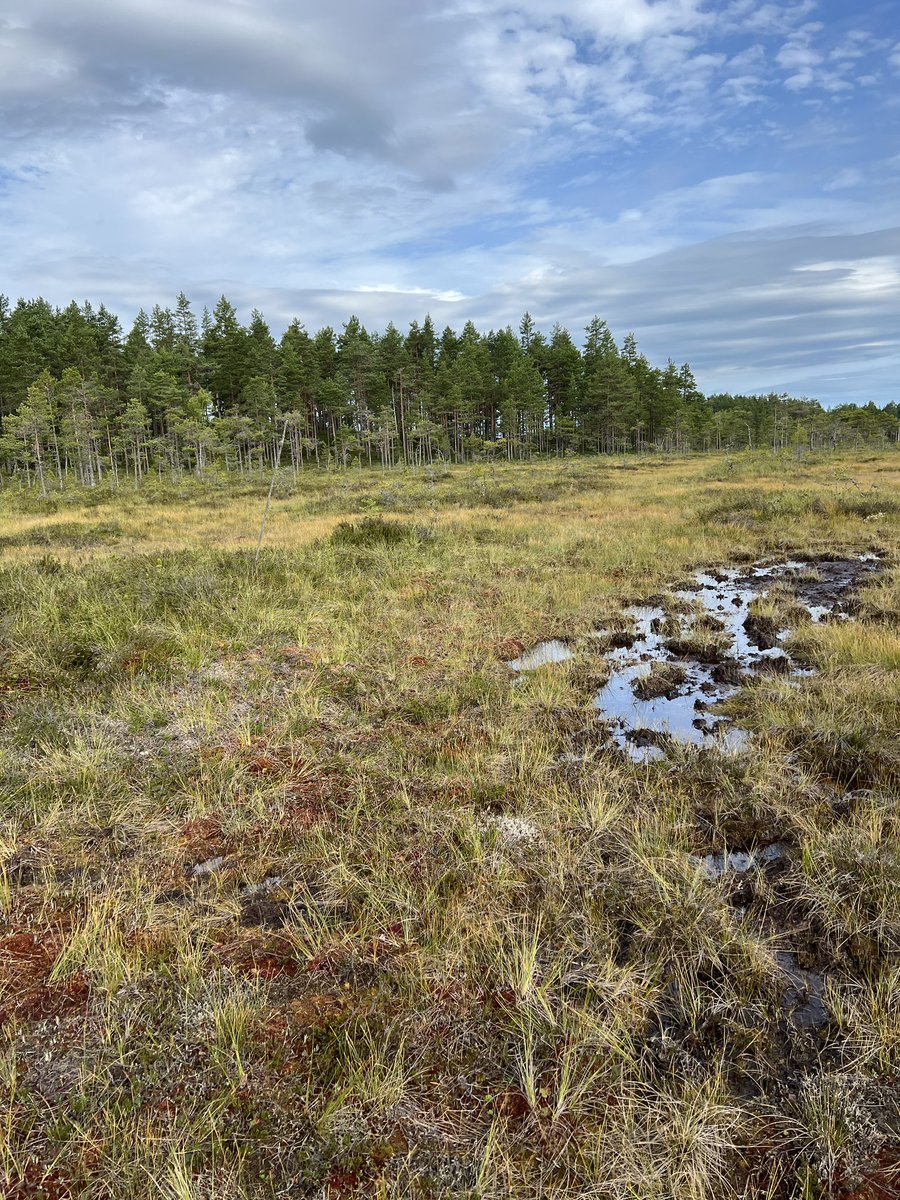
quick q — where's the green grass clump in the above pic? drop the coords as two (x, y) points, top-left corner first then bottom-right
(0, 520), (127, 550)
(329, 515), (430, 548)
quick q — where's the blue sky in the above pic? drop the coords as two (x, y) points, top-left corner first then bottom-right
(1, 0), (898, 404)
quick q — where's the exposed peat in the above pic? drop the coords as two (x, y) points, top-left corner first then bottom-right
(509, 552), (884, 762)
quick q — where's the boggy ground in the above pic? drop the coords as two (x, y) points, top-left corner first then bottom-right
(0, 451), (898, 1199)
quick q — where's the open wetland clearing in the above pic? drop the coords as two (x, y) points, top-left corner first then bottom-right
(1, 451), (898, 1199)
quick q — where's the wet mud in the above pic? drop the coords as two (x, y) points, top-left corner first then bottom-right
(593, 553), (882, 761)
(776, 950), (829, 1030)
(509, 572), (861, 1041)
(504, 553), (883, 765)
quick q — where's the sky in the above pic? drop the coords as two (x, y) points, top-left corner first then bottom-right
(1, 0), (898, 406)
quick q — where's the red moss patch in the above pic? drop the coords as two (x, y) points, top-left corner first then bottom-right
(3, 1163), (74, 1200)
(179, 814), (230, 860)
(285, 800), (324, 827)
(180, 814), (223, 845)
(0, 932), (90, 1027)
(243, 954), (300, 979)
(844, 1151), (900, 1200)
(305, 924), (414, 979)
(490, 1087), (531, 1119)
(211, 933), (298, 978)
(496, 638), (525, 659)
(15, 973), (90, 1024)
(0, 931), (55, 996)
(326, 1167), (362, 1198)
(284, 992), (350, 1028)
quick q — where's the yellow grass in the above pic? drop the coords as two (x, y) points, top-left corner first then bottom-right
(0, 449), (897, 1198)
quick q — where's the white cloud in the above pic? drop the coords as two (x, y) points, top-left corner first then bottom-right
(777, 43), (822, 70)
(795, 256), (900, 294)
(724, 1), (817, 36)
(0, 0), (897, 403)
(824, 167), (865, 191)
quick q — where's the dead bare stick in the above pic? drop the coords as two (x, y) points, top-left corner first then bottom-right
(255, 420), (289, 566)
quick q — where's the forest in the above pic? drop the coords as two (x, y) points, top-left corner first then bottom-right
(1, 292), (897, 491)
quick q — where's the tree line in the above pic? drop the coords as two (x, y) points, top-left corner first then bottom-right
(0, 292), (896, 491)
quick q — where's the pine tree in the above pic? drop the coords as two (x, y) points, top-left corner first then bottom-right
(173, 293), (200, 387)
(203, 296), (246, 414)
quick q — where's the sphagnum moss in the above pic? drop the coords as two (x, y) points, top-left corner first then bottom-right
(0, 450), (898, 1198)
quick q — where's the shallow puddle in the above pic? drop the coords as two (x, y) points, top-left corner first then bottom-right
(593, 597), (748, 761)
(591, 553), (881, 761)
(189, 855), (225, 879)
(508, 553), (882, 762)
(691, 842), (786, 878)
(506, 639), (573, 672)
(241, 875), (283, 897)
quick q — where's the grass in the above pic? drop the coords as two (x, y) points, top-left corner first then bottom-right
(0, 449), (898, 1198)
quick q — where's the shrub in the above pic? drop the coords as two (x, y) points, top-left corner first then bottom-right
(330, 517), (427, 548)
